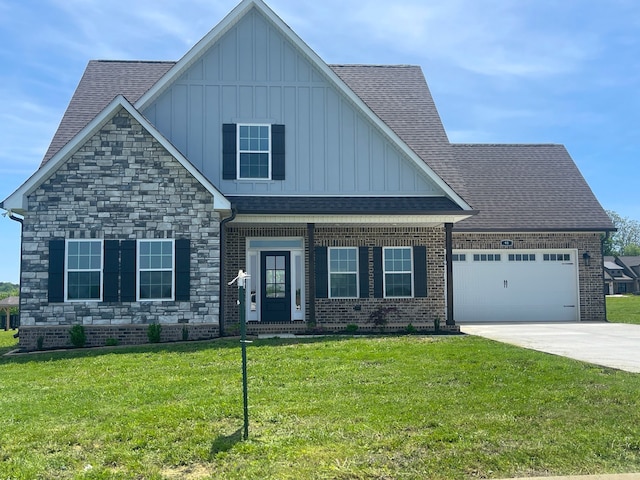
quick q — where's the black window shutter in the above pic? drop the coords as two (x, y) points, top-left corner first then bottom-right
(120, 240), (136, 302)
(359, 247), (369, 298)
(175, 239), (191, 301)
(222, 123), (237, 180)
(48, 239), (65, 303)
(271, 124), (285, 180)
(315, 246), (328, 298)
(413, 246), (427, 298)
(103, 240), (120, 302)
(373, 247), (383, 298)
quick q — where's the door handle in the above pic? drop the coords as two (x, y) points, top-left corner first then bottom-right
(504, 280), (508, 288)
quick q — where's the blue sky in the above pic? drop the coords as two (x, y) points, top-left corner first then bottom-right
(1, 0), (639, 284)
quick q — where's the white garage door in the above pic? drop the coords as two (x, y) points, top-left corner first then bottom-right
(453, 250), (579, 322)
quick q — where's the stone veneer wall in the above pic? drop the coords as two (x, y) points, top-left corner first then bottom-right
(451, 231), (606, 321)
(223, 224), (452, 334)
(18, 108), (221, 351)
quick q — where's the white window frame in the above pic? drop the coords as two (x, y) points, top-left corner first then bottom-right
(237, 124), (271, 180)
(137, 239), (175, 301)
(383, 247), (413, 298)
(65, 239), (103, 302)
(328, 247), (359, 299)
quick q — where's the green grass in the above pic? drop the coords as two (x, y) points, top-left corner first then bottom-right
(607, 294), (640, 324)
(1, 335), (640, 479)
(0, 329), (18, 355)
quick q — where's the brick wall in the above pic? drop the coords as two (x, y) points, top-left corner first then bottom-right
(223, 224), (450, 334)
(452, 231), (606, 321)
(19, 324), (220, 351)
(18, 107), (222, 351)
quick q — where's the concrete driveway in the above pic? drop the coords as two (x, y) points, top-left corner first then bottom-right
(460, 322), (640, 373)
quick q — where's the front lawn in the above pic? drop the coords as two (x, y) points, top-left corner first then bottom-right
(1, 335), (640, 479)
(607, 294), (640, 324)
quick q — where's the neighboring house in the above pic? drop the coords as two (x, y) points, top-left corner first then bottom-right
(604, 256), (640, 295)
(1, 0), (614, 351)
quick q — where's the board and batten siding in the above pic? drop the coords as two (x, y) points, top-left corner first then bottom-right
(142, 8), (444, 197)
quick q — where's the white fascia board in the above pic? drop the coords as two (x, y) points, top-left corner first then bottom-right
(2, 95), (230, 213)
(133, 0), (471, 211)
(234, 213), (474, 226)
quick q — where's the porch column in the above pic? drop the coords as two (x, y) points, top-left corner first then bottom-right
(307, 223), (316, 326)
(445, 223), (455, 325)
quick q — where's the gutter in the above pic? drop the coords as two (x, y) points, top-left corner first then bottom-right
(218, 207), (237, 337)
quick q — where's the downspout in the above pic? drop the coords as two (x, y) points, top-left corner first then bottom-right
(7, 211), (23, 336)
(445, 223), (454, 326)
(219, 207), (237, 337)
(602, 231), (610, 322)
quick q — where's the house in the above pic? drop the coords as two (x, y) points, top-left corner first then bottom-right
(1, 0), (614, 351)
(604, 256), (640, 295)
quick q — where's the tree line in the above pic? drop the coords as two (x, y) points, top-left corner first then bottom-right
(603, 210), (640, 256)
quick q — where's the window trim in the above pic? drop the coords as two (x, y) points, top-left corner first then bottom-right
(137, 239), (176, 301)
(328, 247), (359, 299)
(65, 239), (104, 302)
(237, 123), (272, 180)
(382, 246), (414, 298)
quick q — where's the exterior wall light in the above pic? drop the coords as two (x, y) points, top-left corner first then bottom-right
(583, 251), (591, 266)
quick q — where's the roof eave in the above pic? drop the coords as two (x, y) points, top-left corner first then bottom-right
(452, 227), (616, 233)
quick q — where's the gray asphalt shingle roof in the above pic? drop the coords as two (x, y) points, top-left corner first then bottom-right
(331, 65), (468, 200)
(42, 60), (174, 165)
(38, 60), (613, 232)
(451, 144), (613, 231)
(227, 196), (463, 215)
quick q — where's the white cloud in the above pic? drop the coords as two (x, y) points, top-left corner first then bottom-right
(353, 0), (598, 77)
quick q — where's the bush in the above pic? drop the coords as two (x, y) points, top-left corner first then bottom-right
(405, 323), (417, 335)
(105, 338), (119, 347)
(69, 324), (86, 348)
(182, 325), (189, 341)
(368, 306), (397, 332)
(147, 323), (162, 343)
(345, 324), (359, 334)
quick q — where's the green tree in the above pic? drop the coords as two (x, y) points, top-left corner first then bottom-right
(605, 210), (640, 256)
(0, 282), (18, 296)
(0, 283), (19, 317)
(622, 244), (640, 256)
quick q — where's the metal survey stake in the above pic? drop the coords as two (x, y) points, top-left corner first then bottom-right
(228, 270), (251, 440)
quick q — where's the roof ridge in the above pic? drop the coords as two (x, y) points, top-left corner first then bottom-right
(329, 64), (418, 68)
(452, 143), (563, 147)
(92, 59), (177, 64)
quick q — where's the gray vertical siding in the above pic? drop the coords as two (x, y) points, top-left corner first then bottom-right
(143, 7), (443, 197)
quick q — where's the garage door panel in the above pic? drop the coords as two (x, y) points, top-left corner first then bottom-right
(453, 250), (579, 322)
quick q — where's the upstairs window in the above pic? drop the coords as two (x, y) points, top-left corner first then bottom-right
(238, 124), (270, 179)
(223, 123), (285, 180)
(66, 240), (103, 301)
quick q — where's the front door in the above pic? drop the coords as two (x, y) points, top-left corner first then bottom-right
(260, 251), (291, 322)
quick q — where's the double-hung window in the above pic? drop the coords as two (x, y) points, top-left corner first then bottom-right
(329, 247), (358, 298)
(238, 124), (271, 179)
(66, 240), (103, 301)
(383, 247), (413, 297)
(138, 240), (174, 300)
